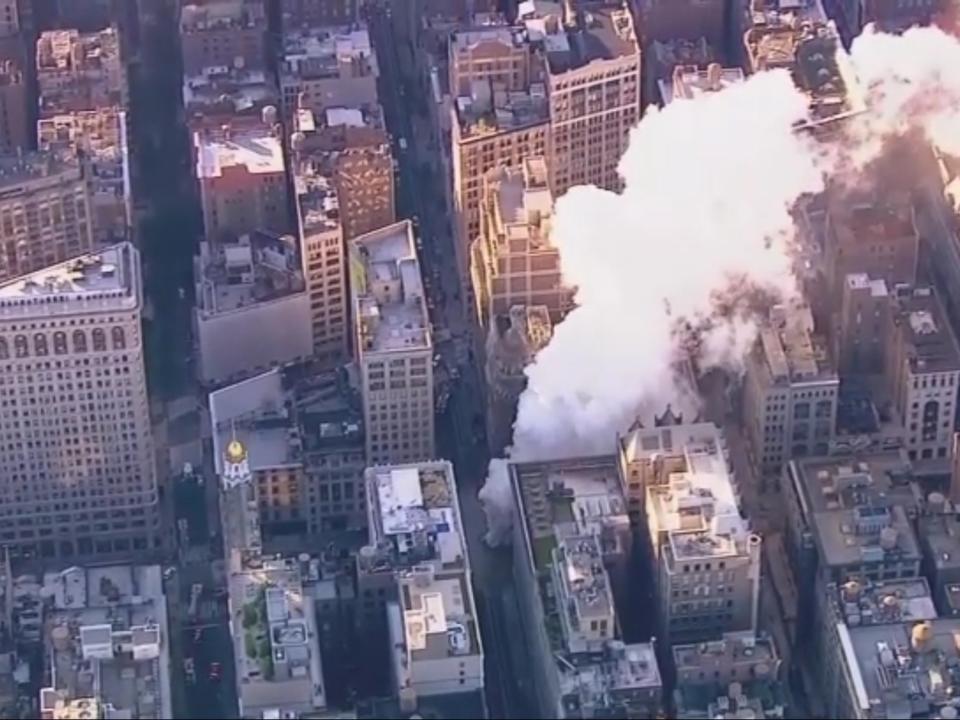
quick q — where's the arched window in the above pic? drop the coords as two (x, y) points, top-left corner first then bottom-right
(923, 400), (940, 442)
(0, 337), (7, 360)
(13, 334), (28, 358)
(72, 330), (87, 353)
(53, 332), (67, 355)
(33, 333), (48, 356)
(92, 328), (106, 352)
(111, 326), (125, 350)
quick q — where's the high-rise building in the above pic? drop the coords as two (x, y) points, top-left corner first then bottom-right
(210, 363), (367, 544)
(0, 243), (160, 562)
(837, 273), (891, 376)
(884, 286), (960, 464)
(618, 421), (762, 643)
(358, 461), (485, 710)
(448, 23), (550, 283)
(0, 58), (29, 152)
(292, 106), (396, 241)
(38, 107), (132, 244)
(521, 1), (641, 196)
(194, 231), (312, 386)
(194, 120), (290, 239)
(280, 25), (378, 118)
(742, 303), (839, 479)
(350, 220), (435, 465)
(179, 0), (267, 75)
(471, 157), (574, 330)
(35, 28), (125, 116)
(0, 151), (95, 283)
(37, 564), (173, 719)
(507, 455), (662, 718)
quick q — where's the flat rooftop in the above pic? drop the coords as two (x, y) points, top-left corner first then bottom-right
(398, 568), (480, 663)
(519, 0), (639, 74)
(674, 633), (779, 674)
(831, 578), (938, 627)
(36, 27), (119, 74)
(893, 288), (960, 375)
(0, 243), (139, 320)
(352, 220), (430, 354)
(183, 65), (276, 115)
(180, 1), (265, 31)
(195, 231), (304, 316)
(0, 150), (80, 191)
(282, 25), (377, 80)
(195, 126), (284, 179)
(660, 64), (744, 104)
(39, 565), (172, 720)
(294, 155), (341, 234)
(842, 618), (960, 718)
(757, 303), (836, 385)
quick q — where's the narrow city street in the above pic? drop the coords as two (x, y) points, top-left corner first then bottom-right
(370, 6), (536, 717)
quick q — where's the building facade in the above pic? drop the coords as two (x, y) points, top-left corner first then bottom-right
(0, 243), (160, 562)
(351, 220), (435, 465)
(179, 0), (267, 75)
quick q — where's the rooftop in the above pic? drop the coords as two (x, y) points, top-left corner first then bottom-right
(194, 125), (284, 179)
(660, 63), (744, 104)
(35, 27), (123, 113)
(918, 512), (960, 574)
(36, 27), (119, 74)
(0, 243), (140, 320)
(891, 287), (960, 375)
(209, 363), (362, 480)
(363, 462), (465, 573)
(841, 618), (960, 718)
(830, 578), (938, 627)
(281, 25), (377, 81)
(180, 0), (266, 32)
(183, 65), (276, 117)
(294, 153), (342, 235)
(0, 150), (81, 192)
(756, 303), (836, 386)
(351, 220), (430, 355)
(674, 632), (779, 676)
(485, 157), (554, 245)
(788, 453), (922, 573)
(195, 231), (304, 317)
(38, 565), (172, 720)
(650, 37), (716, 80)
(227, 556), (325, 716)
(518, 0), (639, 74)
(396, 567), (480, 663)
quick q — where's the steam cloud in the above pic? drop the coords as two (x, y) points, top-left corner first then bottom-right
(478, 26), (960, 546)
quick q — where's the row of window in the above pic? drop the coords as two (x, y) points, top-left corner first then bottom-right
(0, 326), (126, 358)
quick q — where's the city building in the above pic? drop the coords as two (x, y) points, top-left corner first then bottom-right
(350, 220), (435, 465)
(0, 243), (159, 562)
(292, 148), (349, 364)
(292, 105), (396, 241)
(282, 0), (359, 28)
(280, 25), (379, 117)
(194, 117), (290, 239)
(520, 0), (641, 196)
(813, 577), (940, 718)
(673, 633), (786, 720)
(0, 151), (95, 282)
(448, 22), (550, 283)
(783, 452), (921, 598)
(0, 0), (17, 37)
(358, 461), (485, 711)
(38, 107), (132, 244)
(182, 64), (278, 129)
(484, 304), (552, 455)
(646, 37), (718, 106)
(918, 504), (960, 616)
(832, 617), (960, 719)
(620, 422), (761, 643)
(508, 455), (660, 718)
(179, 0), (267, 75)
(471, 157), (573, 331)
(659, 63), (744, 104)
(884, 286), (960, 464)
(837, 273), (891, 376)
(210, 364), (366, 543)
(194, 231), (312, 386)
(0, 58), (29, 153)
(38, 564), (172, 720)
(636, 0), (728, 47)
(825, 192), (919, 303)
(743, 1), (864, 129)
(742, 303), (839, 478)
(35, 28), (125, 116)
(832, 0), (942, 41)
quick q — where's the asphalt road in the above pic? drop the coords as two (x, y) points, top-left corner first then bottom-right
(370, 8), (536, 717)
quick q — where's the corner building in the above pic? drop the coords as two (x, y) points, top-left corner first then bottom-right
(0, 243), (159, 562)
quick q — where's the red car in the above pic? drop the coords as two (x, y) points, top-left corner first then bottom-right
(209, 661), (222, 681)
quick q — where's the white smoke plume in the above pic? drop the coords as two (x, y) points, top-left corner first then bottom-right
(478, 27), (960, 546)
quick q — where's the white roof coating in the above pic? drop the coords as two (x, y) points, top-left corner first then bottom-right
(326, 107), (364, 127)
(195, 128), (284, 179)
(378, 467), (427, 535)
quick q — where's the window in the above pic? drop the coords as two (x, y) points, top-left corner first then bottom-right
(0, 337), (7, 360)
(13, 334), (27, 358)
(34, 334), (47, 356)
(53, 332), (67, 355)
(92, 328), (106, 352)
(73, 330), (87, 353)
(111, 327), (125, 350)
